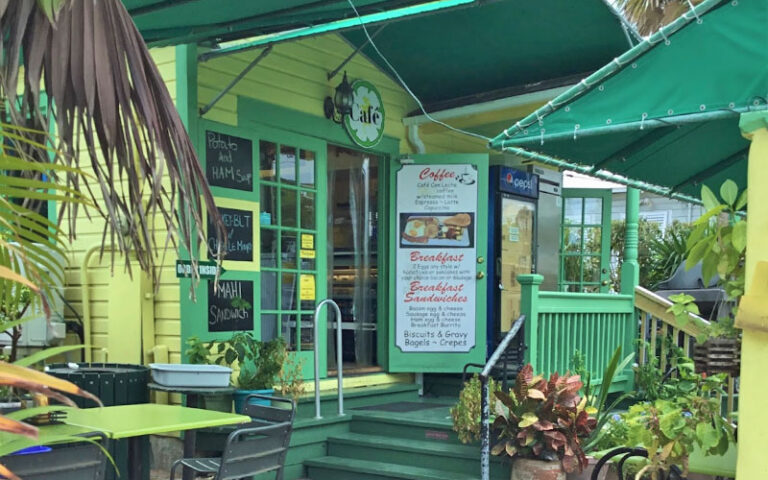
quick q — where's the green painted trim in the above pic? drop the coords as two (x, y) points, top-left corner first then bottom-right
(519, 274), (543, 369)
(237, 96), (401, 156)
(739, 111), (768, 136)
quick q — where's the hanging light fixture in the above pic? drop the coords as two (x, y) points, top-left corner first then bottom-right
(324, 72), (355, 124)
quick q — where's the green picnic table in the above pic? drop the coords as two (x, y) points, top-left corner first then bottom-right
(61, 404), (250, 480)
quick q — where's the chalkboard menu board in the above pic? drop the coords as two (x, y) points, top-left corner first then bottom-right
(208, 280), (254, 332)
(207, 207), (254, 262)
(205, 130), (253, 191)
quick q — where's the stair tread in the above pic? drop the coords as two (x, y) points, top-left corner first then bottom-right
(328, 432), (488, 458)
(351, 409), (453, 428)
(305, 456), (478, 480)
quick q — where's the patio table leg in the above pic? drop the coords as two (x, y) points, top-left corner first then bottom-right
(182, 394), (201, 480)
(128, 436), (144, 480)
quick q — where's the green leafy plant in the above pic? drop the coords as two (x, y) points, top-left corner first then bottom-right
(276, 352), (305, 403)
(667, 180), (744, 341)
(572, 346), (635, 452)
(212, 333), (286, 390)
(450, 374), (500, 444)
(491, 364), (596, 473)
(185, 336), (214, 365)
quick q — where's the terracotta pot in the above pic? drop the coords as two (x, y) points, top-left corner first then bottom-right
(511, 458), (564, 480)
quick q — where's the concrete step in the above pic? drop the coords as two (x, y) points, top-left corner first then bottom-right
(327, 432), (507, 479)
(305, 456), (478, 480)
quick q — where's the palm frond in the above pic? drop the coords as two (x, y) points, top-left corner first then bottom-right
(614, 0), (705, 35)
(0, 0), (225, 281)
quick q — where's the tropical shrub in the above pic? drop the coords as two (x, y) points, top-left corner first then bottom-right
(491, 365), (596, 473)
(451, 374), (500, 444)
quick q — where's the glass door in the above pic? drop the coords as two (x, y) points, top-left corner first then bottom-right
(559, 188), (612, 293)
(326, 145), (380, 373)
(498, 194), (536, 334)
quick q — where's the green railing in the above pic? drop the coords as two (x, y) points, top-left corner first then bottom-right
(634, 286), (737, 417)
(518, 274), (636, 392)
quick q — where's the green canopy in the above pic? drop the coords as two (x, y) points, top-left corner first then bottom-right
(124, 0), (437, 46)
(489, 0), (768, 200)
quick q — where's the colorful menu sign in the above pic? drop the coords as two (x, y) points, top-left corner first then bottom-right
(395, 165), (478, 353)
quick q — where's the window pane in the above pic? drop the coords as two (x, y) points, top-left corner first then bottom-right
(584, 197), (603, 224)
(260, 184), (277, 225)
(300, 150), (315, 186)
(300, 314), (314, 351)
(281, 232), (297, 269)
(259, 141), (276, 182)
(583, 227), (602, 254)
(563, 256), (581, 283)
(583, 256), (602, 283)
(261, 314), (278, 341)
(564, 197), (583, 224)
(260, 229), (278, 268)
(563, 227), (582, 252)
(300, 191), (315, 229)
(282, 314), (297, 351)
(281, 188), (297, 228)
(261, 271), (278, 310)
(280, 145), (297, 184)
(281, 272), (297, 310)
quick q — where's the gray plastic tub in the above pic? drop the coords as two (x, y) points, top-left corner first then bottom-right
(149, 363), (232, 388)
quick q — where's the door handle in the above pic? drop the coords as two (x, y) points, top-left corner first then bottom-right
(601, 280), (609, 286)
(477, 271), (485, 280)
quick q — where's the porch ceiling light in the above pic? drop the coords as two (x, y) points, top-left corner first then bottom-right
(324, 72), (354, 124)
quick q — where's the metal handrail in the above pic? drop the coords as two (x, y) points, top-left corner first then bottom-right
(312, 299), (344, 419)
(479, 315), (526, 480)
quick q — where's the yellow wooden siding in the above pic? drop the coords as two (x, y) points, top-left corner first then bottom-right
(198, 34), (487, 155)
(60, 47), (181, 365)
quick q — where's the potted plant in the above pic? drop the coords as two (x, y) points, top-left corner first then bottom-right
(492, 364), (596, 480)
(668, 180), (744, 376)
(450, 374), (501, 444)
(211, 332), (286, 413)
(569, 347), (634, 480)
(275, 350), (305, 405)
(184, 336), (233, 412)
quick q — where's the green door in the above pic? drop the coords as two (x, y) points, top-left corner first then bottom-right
(388, 155), (488, 373)
(181, 121), (327, 378)
(559, 188), (612, 293)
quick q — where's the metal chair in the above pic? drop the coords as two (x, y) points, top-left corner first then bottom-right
(170, 394), (296, 480)
(1, 432), (108, 480)
(591, 447), (688, 480)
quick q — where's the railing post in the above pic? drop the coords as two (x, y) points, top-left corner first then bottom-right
(621, 187), (640, 295)
(518, 274), (543, 371)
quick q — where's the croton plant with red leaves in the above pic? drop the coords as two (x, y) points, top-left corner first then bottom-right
(491, 364), (597, 473)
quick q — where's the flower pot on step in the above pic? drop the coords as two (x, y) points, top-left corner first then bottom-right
(233, 388), (274, 414)
(511, 458), (565, 480)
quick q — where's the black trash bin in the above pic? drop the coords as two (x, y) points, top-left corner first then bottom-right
(46, 363), (150, 480)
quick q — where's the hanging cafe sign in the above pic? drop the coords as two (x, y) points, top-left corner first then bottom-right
(344, 80), (385, 149)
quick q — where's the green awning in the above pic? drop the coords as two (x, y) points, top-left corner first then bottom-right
(490, 0), (768, 200)
(124, 0), (440, 47)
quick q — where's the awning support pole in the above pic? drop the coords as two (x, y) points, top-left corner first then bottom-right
(199, 46), (273, 116)
(327, 25), (386, 81)
(503, 145), (703, 205)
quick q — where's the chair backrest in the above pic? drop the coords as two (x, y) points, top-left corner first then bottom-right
(592, 447), (688, 480)
(217, 394), (296, 480)
(1, 432), (107, 480)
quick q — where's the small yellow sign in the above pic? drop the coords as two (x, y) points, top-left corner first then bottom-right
(301, 234), (314, 250)
(300, 249), (316, 259)
(300, 274), (316, 301)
